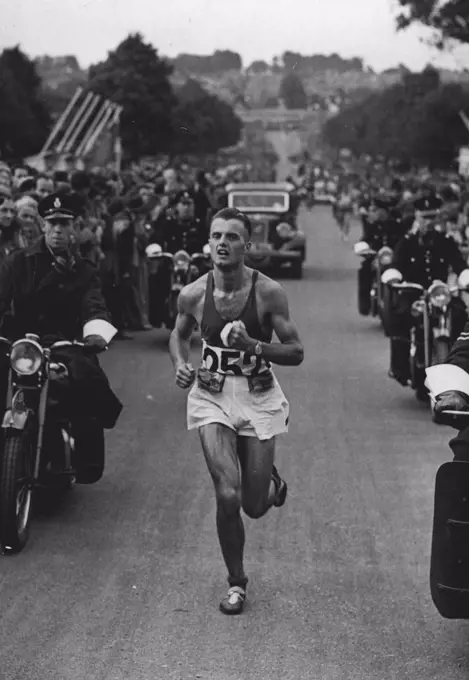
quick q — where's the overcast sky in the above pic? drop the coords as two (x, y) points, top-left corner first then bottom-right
(1, 0), (468, 71)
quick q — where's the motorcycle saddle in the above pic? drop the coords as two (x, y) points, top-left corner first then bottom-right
(430, 461), (469, 618)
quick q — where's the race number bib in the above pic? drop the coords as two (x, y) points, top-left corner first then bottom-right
(201, 341), (271, 377)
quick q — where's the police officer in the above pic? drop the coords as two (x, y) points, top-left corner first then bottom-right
(356, 194), (408, 316)
(428, 328), (469, 462)
(382, 194), (469, 389)
(151, 189), (207, 255)
(148, 190), (208, 325)
(0, 192), (122, 482)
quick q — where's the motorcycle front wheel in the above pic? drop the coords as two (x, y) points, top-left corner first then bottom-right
(0, 428), (35, 554)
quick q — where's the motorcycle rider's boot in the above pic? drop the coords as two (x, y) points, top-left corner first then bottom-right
(358, 290), (371, 316)
(358, 264), (372, 316)
(388, 337), (411, 386)
(72, 418), (105, 484)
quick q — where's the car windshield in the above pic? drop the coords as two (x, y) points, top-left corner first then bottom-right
(230, 192), (289, 212)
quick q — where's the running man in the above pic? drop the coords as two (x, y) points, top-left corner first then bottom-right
(169, 207), (304, 615)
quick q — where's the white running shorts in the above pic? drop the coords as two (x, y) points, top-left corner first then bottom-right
(187, 373), (290, 440)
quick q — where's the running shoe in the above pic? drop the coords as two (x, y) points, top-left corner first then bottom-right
(219, 586), (246, 615)
(271, 464), (288, 507)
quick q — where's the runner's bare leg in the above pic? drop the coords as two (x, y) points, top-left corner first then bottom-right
(199, 423), (248, 587)
(237, 436), (276, 518)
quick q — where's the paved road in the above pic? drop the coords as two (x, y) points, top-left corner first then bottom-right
(1, 207), (469, 680)
(266, 130), (303, 180)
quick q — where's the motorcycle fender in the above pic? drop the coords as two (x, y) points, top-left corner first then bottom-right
(2, 408), (30, 430)
(430, 462), (469, 619)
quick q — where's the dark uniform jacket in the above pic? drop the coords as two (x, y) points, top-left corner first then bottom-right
(446, 329), (469, 374)
(151, 215), (207, 255)
(0, 237), (110, 342)
(0, 237), (121, 428)
(392, 231), (467, 289)
(365, 216), (408, 251)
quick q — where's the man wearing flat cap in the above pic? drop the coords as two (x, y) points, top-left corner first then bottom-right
(382, 193), (469, 392)
(0, 192), (123, 483)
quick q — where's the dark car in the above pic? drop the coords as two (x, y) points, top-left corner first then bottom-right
(225, 182), (306, 278)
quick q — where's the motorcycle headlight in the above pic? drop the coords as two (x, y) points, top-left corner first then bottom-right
(10, 339), (43, 376)
(174, 250), (191, 269)
(276, 222), (295, 239)
(378, 248), (393, 266)
(428, 282), (451, 308)
(411, 300), (426, 318)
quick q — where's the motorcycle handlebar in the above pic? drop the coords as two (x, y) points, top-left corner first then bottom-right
(391, 281), (468, 295)
(391, 282), (425, 291)
(50, 340), (85, 349)
(50, 340), (105, 356)
(439, 410), (469, 417)
(433, 408), (469, 428)
(356, 249), (377, 257)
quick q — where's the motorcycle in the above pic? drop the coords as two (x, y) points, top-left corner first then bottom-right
(390, 279), (462, 400)
(0, 335), (103, 554)
(354, 241), (394, 332)
(427, 402), (469, 618)
(146, 244), (211, 330)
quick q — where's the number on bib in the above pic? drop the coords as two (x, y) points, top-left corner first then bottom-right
(220, 350), (243, 375)
(202, 345), (272, 376)
(203, 346), (219, 372)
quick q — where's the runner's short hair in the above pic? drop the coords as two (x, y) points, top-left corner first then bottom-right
(211, 207), (252, 237)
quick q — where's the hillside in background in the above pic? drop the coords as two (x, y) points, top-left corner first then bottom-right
(35, 51), (469, 114)
(179, 67), (469, 108)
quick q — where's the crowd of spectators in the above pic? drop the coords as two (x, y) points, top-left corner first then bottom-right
(0, 153), (276, 339)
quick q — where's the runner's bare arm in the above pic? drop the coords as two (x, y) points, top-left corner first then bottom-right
(169, 286), (198, 369)
(261, 283), (304, 365)
(229, 281), (304, 365)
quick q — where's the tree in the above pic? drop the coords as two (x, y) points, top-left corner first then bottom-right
(279, 73), (308, 109)
(248, 60), (269, 73)
(322, 67), (469, 169)
(396, 0), (469, 46)
(282, 51), (364, 73)
(173, 50), (242, 74)
(172, 79), (242, 154)
(36, 55), (87, 120)
(271, 57), (282, 74)
(88, 33), (176, 160)
(402, 64), (440, 98)
(0, 46), (51, 159)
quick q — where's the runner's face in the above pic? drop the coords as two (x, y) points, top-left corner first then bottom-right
(209, 218), (250, 270)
